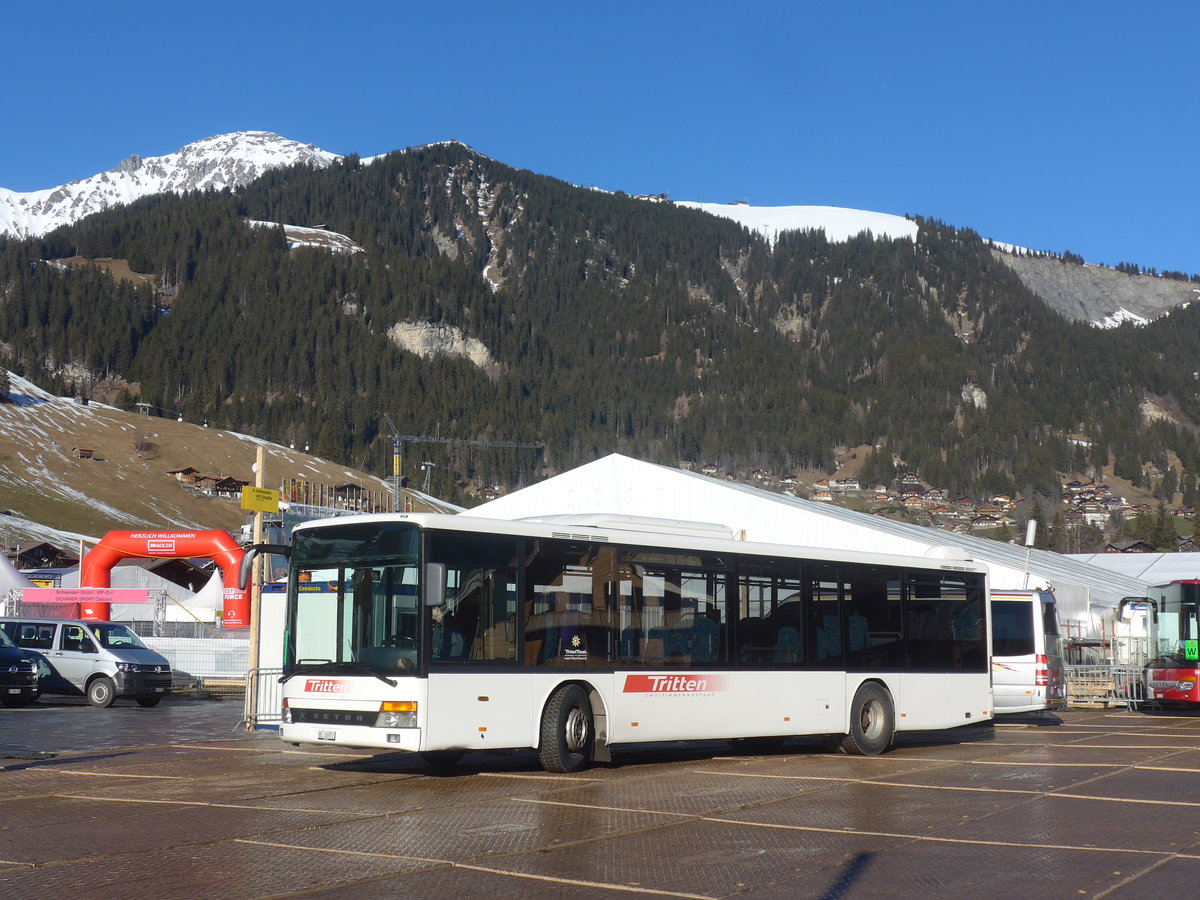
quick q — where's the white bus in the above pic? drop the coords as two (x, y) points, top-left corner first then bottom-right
(989, 590), (1066, 714)
(263, 512), (992, 772)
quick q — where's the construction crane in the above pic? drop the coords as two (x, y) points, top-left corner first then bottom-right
(382, 415), (541, 510)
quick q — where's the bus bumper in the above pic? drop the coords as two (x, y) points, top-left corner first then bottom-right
(280, 722), (422, 752)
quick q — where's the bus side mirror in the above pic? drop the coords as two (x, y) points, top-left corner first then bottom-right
(424, 563), (447, 607)
(238, 544), (291, 591)
(1119, 596), (1156, 623)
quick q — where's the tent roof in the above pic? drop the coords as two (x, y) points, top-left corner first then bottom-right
(1, 552), (35, 589)
(1067, 552), (1200, 586)
(474, 454), (1151, 619)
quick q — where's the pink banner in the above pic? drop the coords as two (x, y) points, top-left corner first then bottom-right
(23, 588), (151, 604)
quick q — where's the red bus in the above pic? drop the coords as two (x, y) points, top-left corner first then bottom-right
(1146, 580), (1200, 704)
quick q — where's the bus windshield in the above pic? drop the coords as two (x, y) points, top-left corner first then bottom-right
(286, 522), (422, 679)
(1154, 584), (1200, 666)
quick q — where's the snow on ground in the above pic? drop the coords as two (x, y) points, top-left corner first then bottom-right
(247, 220), (364, 254)
(1095, 308), (1151, 329)
(675, 201), (919, 246)
(0, 368), (395, 553)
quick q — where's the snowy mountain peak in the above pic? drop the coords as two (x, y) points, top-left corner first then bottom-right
(0, 131), (341, 239)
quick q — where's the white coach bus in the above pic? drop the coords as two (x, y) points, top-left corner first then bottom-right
(260, 512), (992, 772)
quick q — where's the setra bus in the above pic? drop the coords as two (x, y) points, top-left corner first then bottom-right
(260, 512), (993, 771)
(1145, 580), (1200, 705)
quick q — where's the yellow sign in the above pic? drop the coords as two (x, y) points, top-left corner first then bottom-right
(241, 486), (281, 512)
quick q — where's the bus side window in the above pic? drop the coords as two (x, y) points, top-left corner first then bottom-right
(428, 532), (520, 664)
(525, 539), (612, 668)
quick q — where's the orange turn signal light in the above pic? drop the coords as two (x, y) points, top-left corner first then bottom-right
(380, 701), (417, 713)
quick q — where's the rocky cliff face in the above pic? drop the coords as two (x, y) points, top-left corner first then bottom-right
(993, 249), (1200, 326)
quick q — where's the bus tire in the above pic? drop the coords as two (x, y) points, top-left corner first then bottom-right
(840, 682), (894, 756)
(539, 683), (594, 773)
(136, 695), (163, 708)
(87, 676), (117, 708)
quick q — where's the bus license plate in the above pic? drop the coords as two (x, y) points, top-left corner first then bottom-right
(318, 730), (337, 741)
(6, 688), (18, 694)
(155, 687), (165, 692)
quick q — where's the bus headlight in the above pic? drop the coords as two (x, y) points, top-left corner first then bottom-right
(1177, 679), (1196, 692)
(281, 699), (292, 724)
(376, 700), (417, 728)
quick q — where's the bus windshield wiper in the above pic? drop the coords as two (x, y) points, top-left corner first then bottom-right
(279, 660), (396, 688)
(347, 661), (398, 688)
(278, 659), (332, 685)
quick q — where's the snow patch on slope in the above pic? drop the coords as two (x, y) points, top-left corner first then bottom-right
(247, 220), (364, 254)
(1095, 308), (1151, 329)
(676, 202), (918, 246)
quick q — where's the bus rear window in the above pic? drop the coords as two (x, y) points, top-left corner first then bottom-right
(1041, 600), (1060, 636)
(991, 600), (1035, 657)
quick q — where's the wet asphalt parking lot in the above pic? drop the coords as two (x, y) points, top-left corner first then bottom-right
(4, 698), (1200, 899)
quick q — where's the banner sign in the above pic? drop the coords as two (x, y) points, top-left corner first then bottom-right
(24, 588), (151, 604)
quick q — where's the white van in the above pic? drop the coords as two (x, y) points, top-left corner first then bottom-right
(0, 617), (172, 708)
(990, 590), (1066, 713)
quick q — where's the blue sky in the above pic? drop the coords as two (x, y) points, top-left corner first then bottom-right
(4, 1), (1197, 274)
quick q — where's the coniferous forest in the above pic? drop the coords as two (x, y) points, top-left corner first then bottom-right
(3, 142), (1200, 510)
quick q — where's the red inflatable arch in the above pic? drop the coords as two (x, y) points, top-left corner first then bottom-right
(79, 530), (248, 626)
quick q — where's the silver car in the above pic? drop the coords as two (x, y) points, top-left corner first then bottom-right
(0, 618), (172, 708)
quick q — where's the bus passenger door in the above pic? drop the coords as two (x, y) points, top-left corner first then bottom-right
(423, 543), (535, 751)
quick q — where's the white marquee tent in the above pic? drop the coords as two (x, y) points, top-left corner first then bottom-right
(1, 552), (35, 590)
(473, 454), (1153, 633)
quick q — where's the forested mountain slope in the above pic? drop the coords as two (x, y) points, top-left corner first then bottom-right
(3, 142), (1200, 507)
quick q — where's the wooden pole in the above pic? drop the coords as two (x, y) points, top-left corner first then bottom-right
(245, 444), (265, 730)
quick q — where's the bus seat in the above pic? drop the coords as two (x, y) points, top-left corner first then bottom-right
(691, 614), (720, 663)
(481, 618), (516, 659)
(774, 626), (801, 663)
(816, 615), (840, 660)
(848, 615), (868, 652)
(644, 627), (669, 664)
(665, 627), (691, 662)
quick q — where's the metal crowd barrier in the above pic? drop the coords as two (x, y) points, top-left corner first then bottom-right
(243, 667), (285, 728)
(1065, 664), (1146, 708)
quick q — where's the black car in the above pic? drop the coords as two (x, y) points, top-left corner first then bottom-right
(0, 625), (39, 707)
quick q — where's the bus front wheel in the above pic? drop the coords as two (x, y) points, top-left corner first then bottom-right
(840, 682), (894, 756)
(539, 684), (594, 773)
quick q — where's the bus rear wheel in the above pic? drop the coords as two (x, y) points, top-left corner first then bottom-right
(840, 682), (894, 756)
(539, 684), (594, 773)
